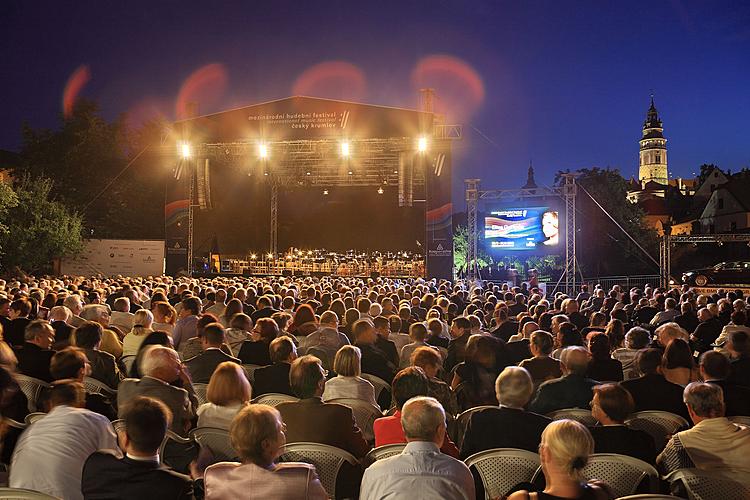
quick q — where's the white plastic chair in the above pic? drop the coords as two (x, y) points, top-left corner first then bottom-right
(548, 408), (598, 427)
(158, 430), (193, 466)
(279, 442), (359, 499)
(454, 405), (497, 448)
(0, 487), (60, 499)
(82, 376), (116, 396)
(360, 373), (390, 403)
(727, 415), (750, 427)
(364, 443), (406, 466)
(326, 398), (382, 442)
(666, 468), (750, 500)
(120, 355), (136, 374)
(242, 364), (261, 382)
(23, 413), (46, 426)
(251, 393), (299, 407)
(193, 383), (208, 405)
(190, 426), (237, 462)
(464, 448), (541, 500)
(616, 495), (685, 500)
(579, 453), (659, 498)
(624, 410), (689, 451)
(14, 374), (51, 413)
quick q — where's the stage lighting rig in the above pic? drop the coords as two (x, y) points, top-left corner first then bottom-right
(417, 136), (428, 153)
(180, 142), (191, 159)
(341, 141), (350, 157)
(259, 143), (269, 159)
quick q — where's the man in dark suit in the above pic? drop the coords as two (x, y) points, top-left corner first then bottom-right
(589, 384), (657, 465)
(727, 331), (750, 387)
(250, 295), (277, 323)
(445, 316), (472, 374)
(6, 298), (32, 347)
(15, 319), (56, 382)
(49, 347), (117, 420)
(490, 307), (517, 342)
(82, 396), (193, 499)
(372, 316), (399, 367)
(48, 306), (74, 349)
(352, 319), (397, 385)
(184, 323), (241, 384)
(253, 336), (296, 396)
(691, 308), (723, 353)
(529, 346), (599, 415)
(461, 366), (551, 459)
(621, 348), (690, 420)
(699, 350), (750, 417)
(73, 321), (122, 390)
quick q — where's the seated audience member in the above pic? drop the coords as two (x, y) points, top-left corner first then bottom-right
(699, 350), (750, 417)
(288, 303), (318, 338)
(585, 333), (623, 382)
(506, 320), (535, 364)
(15, 319), (55, 382)
(71, 321), (122, 389)
(621, 348), (690, 421)
(657, 382), (750, 482)
(151, 301), (177, 335)
(220, 298), (244, 328)
(653, 322), (690, 351)
(490, 306), (517, 342)
(9, 381), (118, 500)
(322, 345), (378, 407)
(82, 396), (194, 499)
(6, 298), (32, 347)
(197, 361), (251, 429)
(374, 367), (459, 457)
(520, 330), (563, 390)
(204, 404), (327, 499)
(388, 316), (411, 353)
(49, 347), (116, 420)
(352, 318), (397, 385)
(529, 346), (599, 415)
(361, 397), (474, 500)
(110, 297), (136, 333)
(129, 331), (173, 378)
(726, 330), (750, 387)
(691, 307), (722, 353)
(253, 336), (297, 397)
(612, 327), (650, 380)
(179, 313), (223, 360)
(81, 304), (123, 358)
(588, 384), (656, 464)
(425, 317), (449, 349)
(172, 296), (201, 351)
(277, 355), (369, 457)
(714, 310), (750, 350)
(661, 338), (698, 386)
(551, 322), (583, 360)
(48, 305), (74, 348)
(373, 315), (400, 368)
(508, 419), (613, 500)
(64, 294), (86, 328)
(224, 312), (251, 356)
(185, 323), (241, 384)
(451, 334), (500, 411)
(445, 316), (472, 374)
(118, 346), (196, 436)
(411, 346), (458, 417)
(238, 317), (278, 366)
(399, 322), (431, 368)
(122, 309), (154, 357)
(298, 310), (350, 369)
(461, 366), (551, 459)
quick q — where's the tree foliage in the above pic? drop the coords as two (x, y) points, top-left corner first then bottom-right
(453, 224), (493, 276)
(0, 174), (83, 274)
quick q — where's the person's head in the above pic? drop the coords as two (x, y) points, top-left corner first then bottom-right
(120, 396), (172, 456)
(152, 302), (177, 325)
(50, 347), (90, 381)
(80, 304), (110, 327)
(269, 336), (297, 364)
(62, 295), (83, 316)
(48, 380), (85, 409)
(539, 419), (594, 481)
(344, 308), (360, 327)
(114, 297), (130, 313)
(400, 396), (446, 446)
(207, 361), (252, 406)
(253, 318), (279, 343)
(683, 382), (725, 423)
(408, 322), (428, 342)
(392, 366), (429, 409)
(24, 319), (55, 349)
(521, 321), (539, 339)
(727, 331), (750, 357)
(662, 338), (693, 370)
(229, 312), (252, 332)
(201, 322), (226, 349)
(551, 314), (570, 334)
(132, 309), (153, 331)
(655, 322), (689, 348)
(319, 310), (338, 328)
(141, 346), (182, 383)
(9, 298), (31, 319)
(293, 303), (317, 327)
(48, 305), (71, 323)
(587, 332), (611, 360)
(352, 319), (377, 345)
(636, 348), (663, 376)
(230, 404), (286, 466)
(449, 316), (471, 339)
(699, 350), (730, 381)
(372, 315), (390, 337)
(410, 346), (442, 379)
(465, 334), (498, 368)
(559, 346), (590, 376)
(181, 296), (201, 316)
(624, 327), (650, 349)
(495, 366), (534, 409)
(0, 342), (17, 370)
(333, 345), (362, 377)
(530, 330), (555, 357)
(591, 383), (634, 424)
(289, 355), (326, 399)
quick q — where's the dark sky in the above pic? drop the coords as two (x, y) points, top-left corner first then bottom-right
(2, 1), (749, 206)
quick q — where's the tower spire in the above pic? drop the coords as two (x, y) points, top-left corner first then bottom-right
(639, 94), (668, 185)
(522, 161), (537, 189)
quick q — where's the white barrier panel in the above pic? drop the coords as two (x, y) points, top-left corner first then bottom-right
(61, 239), (165, 277)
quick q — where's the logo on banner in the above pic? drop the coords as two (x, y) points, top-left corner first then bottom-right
(433, 153), (445, 176)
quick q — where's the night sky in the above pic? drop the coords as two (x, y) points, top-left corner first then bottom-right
(2, 1), (749, 206)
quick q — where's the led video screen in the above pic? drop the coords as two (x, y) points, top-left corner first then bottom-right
(484, 207), (560, 252)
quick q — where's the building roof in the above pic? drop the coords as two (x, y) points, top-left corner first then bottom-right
(643, 96), (663, 131)
(640, 197), (670, 216)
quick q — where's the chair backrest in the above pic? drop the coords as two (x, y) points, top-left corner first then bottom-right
(625, 410), (690, 452)
(1, 418), (27, 431)
(727, 415), (750, 428)
(23, 412), (46, 426)
(364, 444), (406, 466)
(251, 393), (299, 407)
(120, 355), (136, 374)
(14, 374), (51, 413)
(111, 419), (126, 434)
(548, 408), (598, 427)
(360, 374), (390, 401)
(580, 453), (659, 498)
(190, 427), (237, 462)
(453, 405), (497, 448)
(279, 442), (359, 499)
(193, 383), (208, 405)
(326, 398), (382, 442)
(666, 468), (750, 500)
(82, 376), (116, 396)
(464, 448), (541, 500)
(242, 364), (261, 382)
(0, 487), (60, 499)
(616, 495), (686, 500)
(158, 430), (193, 465)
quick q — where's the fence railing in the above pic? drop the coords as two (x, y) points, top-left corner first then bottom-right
(581, 274), (661, 291)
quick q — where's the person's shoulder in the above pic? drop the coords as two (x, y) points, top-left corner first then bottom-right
(84, 450), (120, 468)
(274, 461), (317, 475)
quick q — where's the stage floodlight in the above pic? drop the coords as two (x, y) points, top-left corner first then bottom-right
(259, 143), (268, 159)
(341, 141), (350, 157)
(377, 187), (384, 195)
(180, 142), (191, 159)
(250, 254), (257, 260)
(417, 136), (428, 152)
(267, 253), (273, 259)
(348, 169), (354, 175)
(323, 189), (329, 195)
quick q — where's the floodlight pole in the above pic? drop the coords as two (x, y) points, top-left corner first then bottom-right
(465, 179), (480, 282)
(187, 158), (195, 276)
(560, 173), (577, 296)
(270, 182), (278, 257)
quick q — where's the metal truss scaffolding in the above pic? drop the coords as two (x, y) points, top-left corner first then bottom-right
(464, 176), (578, 295)
(660, 233), (750, 288)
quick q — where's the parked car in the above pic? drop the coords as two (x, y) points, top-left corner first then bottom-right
(682, 261), (750, 286)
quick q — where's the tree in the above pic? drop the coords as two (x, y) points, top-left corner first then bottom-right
(0, 182), (19, 257)
(0, 174), (83, 274)
(696, 164), (721, 186)
(453, 224), (492, 277)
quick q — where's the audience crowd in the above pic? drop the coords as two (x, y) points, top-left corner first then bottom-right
(0, 275), (749, 499)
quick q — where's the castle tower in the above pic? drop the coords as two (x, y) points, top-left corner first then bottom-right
(639, 96), (668, 184)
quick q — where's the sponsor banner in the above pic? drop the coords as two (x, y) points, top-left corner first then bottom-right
(61, 239), (164, 277)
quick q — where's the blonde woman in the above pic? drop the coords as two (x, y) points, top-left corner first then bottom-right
(508, 419), (613, 500)
(151, 301), (177, 334)
(122, 309), (154, 357)
(197, 361), (252, 429)
(322, 345), (378, 408)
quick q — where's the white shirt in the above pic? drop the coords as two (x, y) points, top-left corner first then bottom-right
(10, 405), (118, 500)
(389, 332), (412, 353)
(197, 402), (245, 430)
(360, 441), (474, 500)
